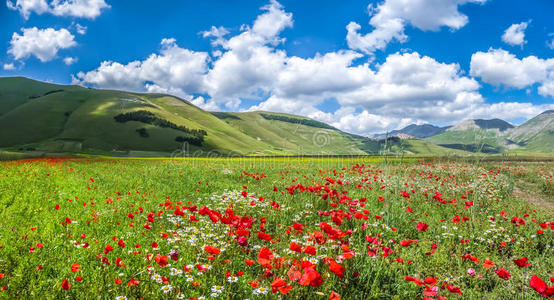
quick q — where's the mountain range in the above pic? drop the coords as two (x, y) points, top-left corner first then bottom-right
(373, 112), (553, 153)
(0, 77), (552, 156)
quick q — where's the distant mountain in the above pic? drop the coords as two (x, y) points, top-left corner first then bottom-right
(425, 115), (553, 154)
(447, 118), (514, 132)
(0, 76), (463, 156)
(372, 124), (449, 140)
(504, 110), (554, 152)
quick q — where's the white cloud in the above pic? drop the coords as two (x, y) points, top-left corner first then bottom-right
(346, 0), (487, 54)
(191, 96), (219, 111)
(203, 0), (293, 108)
(73, 38), (209, 97)
(75, 23), (87, 35)
(63, 56), (77, 65)
(7, 0), (109, 19)
(502, 21), (529, 47)
(201, 26), (229, 47)
(75, 0), (552, 135)
(6, 0), (49, 19)
(470, 48), (554, 96)
(8, 27), (76, 62)
(3, 63), (16, 70)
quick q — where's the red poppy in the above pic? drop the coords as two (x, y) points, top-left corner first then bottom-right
(289, 242), (302, 253)
(513, 257), (531, 267)
(447, 285), (461, 295)
(257, 247), (274, 268)
(327, 258), (345, 279)
(270, 277), (287, 293)
(115, 257), (125, 267)
(257, 231), (272, 241)
(127, 278), (139, 287)
(154, 254), (168, 267)
(103, 244), (113, 254)
(70, 263), (81, 272)
(482, 259), (494, 268)
(204, 245), (221, 255)
(61, 279), (71, 290)
(416, 222), (428, 232)
(303, 246), (316, 256)
(329, 291), (340, 300)
(495, 268), (511, 280)
(530, 275), (554, 297)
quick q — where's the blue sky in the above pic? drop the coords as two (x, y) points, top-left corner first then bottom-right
(1, 0), (553, 134)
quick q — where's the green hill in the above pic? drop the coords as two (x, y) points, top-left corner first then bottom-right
(505, 110), (554, 153)
(0, 77), (474, 156)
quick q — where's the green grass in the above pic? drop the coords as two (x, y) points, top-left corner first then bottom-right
(0, 158), (552, 299)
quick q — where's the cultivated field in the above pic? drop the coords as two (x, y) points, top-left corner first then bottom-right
(0, 157), (552, 299)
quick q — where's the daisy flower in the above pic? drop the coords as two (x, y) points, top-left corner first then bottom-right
(160, 284), (173, 293)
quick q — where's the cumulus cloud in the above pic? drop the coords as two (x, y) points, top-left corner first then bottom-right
(7, 0), (109, 19)
(346, 0), (487, 54)
(63, 56), (77, 65)
(72, 38), (209, 97)
(470, 48), (554, 96)
(3, 63), (16, 70)
(8, 27), (76, 62)
(75, 0), (552, 135)
(502, 21), (530, 46)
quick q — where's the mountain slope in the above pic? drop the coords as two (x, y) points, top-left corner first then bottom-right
(424, 118), (516, 153)
(373, 124), (449, 140)
(505, 110), (554, 153)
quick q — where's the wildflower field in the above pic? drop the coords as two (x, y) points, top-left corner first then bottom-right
(0, 157), (552, 299)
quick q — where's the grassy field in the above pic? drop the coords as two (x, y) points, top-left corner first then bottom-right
(0, 157), (552, 299)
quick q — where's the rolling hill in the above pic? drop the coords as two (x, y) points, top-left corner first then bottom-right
(0, 76), (465, 156)
(4, 76), (549, 156)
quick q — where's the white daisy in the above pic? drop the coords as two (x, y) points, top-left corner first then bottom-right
(160, 284), (173, 293)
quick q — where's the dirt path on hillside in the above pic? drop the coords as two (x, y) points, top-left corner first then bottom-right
(514, 180), (554, 216)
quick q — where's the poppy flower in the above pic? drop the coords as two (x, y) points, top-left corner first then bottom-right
(482, 259), (495, 268)
(529, 275), (554, 297)
(327, 258), (345, 279)
(416, 222), (428, 232)
(61, 279), (71, 290)
(447, 285), (461, 295)
(257, 247), (274, 268)
(127, 278), (139, 287)
(270, 277), (287, 293)
(71, 263), (81, 272)
(513, 257), (531, 267)
(329, 291), (340, 300)
(303, 246), (316, 256)
(495, 268), (511, 280)
(204, 245), (221, 255)
(154, 254), (168, 267)
(289, 242), (302, 253)
(103, 244), (113, 254)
